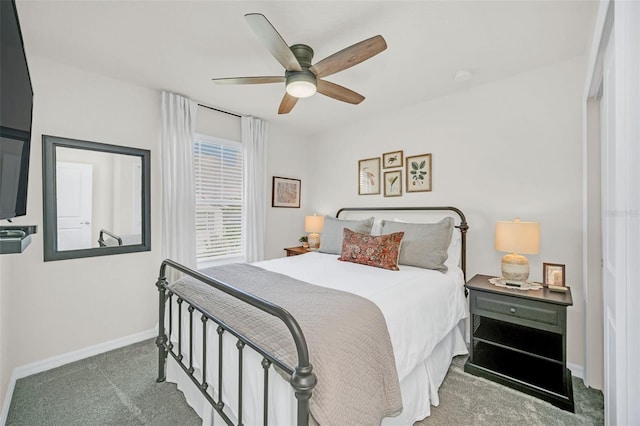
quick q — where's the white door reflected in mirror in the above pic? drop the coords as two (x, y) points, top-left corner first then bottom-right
(56, 162), (93, 250)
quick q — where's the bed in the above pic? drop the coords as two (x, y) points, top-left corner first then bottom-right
(155, 206), (469, 425)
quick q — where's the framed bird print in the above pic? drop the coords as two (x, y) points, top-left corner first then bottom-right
(382, 150), (403, 169)
(358, 157), (381, 195)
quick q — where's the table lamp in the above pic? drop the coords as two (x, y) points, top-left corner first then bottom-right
(495, 218), (540, 282)
(305, 214), (324, 250)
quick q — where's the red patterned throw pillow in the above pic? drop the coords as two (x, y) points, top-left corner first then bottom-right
(338, 228), (404, 271)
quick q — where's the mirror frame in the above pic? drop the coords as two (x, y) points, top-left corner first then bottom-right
(42, 135), (151, 261)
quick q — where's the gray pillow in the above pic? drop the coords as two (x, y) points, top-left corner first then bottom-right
(319, 216), (374, 255)
(380, 217), (453, 273)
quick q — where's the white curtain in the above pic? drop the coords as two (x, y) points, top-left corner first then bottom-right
(242, 116), (268, 263)
(161, 91), (198, 270)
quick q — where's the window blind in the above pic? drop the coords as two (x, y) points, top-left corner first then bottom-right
(194, 135), (243, 261)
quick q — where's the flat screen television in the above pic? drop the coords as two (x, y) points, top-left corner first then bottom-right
(0, 0), (33, 220)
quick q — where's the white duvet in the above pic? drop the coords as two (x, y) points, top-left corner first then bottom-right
(255, 251), (468, 382)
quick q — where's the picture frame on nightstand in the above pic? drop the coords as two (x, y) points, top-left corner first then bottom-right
(543, 263), (565, 286)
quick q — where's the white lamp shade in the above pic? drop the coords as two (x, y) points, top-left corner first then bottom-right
(305, 215), (324, 233)
(495, 219), (540, 254)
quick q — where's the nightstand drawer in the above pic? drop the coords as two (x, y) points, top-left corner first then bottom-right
(473, 292), (562, 329)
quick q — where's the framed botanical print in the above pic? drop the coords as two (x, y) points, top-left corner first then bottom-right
(406, 153), (432, 192)
(382, 150), (403, 169)
(384, 170), (402, 197)
(358, 157), (381, 195)
(271, 176), (301, 208)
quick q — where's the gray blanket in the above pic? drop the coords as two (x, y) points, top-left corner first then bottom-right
(170, 263), (402, 426)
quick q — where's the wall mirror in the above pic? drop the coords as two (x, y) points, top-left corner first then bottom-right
(42, 135), (151, 261)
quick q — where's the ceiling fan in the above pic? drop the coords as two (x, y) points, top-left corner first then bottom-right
(212, 13), (387, 114)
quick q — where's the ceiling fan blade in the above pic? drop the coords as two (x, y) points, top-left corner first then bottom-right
(278, 93), (299, 114)
(245, 13), (302, 72)
(212, 76), (285, 85)
(317, 80), (365, 104)
(310, 35), (387, 78)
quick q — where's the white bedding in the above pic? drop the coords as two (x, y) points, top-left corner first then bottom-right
(165, 252), (469, 425)
(255, 252), (467, 382)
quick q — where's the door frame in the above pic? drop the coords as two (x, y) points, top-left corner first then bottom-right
(583, 1), (640, 424)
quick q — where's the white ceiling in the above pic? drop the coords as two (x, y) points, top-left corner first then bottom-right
(17, 1), (596, 136)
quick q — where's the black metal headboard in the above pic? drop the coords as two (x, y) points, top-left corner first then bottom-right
(336, 206), (469, 279)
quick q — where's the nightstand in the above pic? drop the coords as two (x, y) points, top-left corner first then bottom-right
(284, 246), (309, 256)
(464, 274), (574, 412)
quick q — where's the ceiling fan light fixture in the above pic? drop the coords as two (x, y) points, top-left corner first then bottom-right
(286, 71), (317, 98)
(215, 14), (387, 114)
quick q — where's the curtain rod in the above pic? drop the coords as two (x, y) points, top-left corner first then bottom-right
(197, 103), (242, 118)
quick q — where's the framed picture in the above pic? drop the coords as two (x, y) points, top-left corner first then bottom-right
(383, 170), (402, 197)
(358, 157), (381, 195)
(543, 263), (566, 286)
(406, 153), (432, 192)
(271, 176), (301, 208)
(382, 150), (403, 169)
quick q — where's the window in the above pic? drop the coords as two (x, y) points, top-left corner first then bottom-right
(194, 134), (243, 265)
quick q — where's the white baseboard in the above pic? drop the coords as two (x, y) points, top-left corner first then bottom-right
(568, 362), (584, 380)
(1, 327), (157, 425)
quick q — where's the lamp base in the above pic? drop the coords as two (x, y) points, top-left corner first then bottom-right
(501, 253), (530, 282)
(308, 232), (320, 250)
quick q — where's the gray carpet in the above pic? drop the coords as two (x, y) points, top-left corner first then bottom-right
(6, 340), (200, 426)
(7, 339), (603, 425)
(420, 357), (604, 426)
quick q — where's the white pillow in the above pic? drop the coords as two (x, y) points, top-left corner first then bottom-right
(382, 218), (453, 272)
(319, 216), (375, 255)
(371, 218), (384, 236)
(393, 217), (462, 269)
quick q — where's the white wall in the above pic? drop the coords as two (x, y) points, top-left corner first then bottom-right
(307, 56), (587, 369)
(196, 105), (241, 142)
(583, 99), (603, 388)
(0, 55), (163, 405)
(264, 122), (312, 260)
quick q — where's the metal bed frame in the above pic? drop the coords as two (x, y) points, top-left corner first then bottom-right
(155, 206), (468, 426)
(98, 229), (123, 247)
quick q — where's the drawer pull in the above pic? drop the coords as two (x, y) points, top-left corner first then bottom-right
(510, 307), (517, 313)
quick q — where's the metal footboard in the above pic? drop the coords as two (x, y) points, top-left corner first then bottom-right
(98, 229), (123, 247)
(155, 259), (316, 426)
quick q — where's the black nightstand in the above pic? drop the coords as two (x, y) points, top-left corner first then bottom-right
(464, 274), (575, 412)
